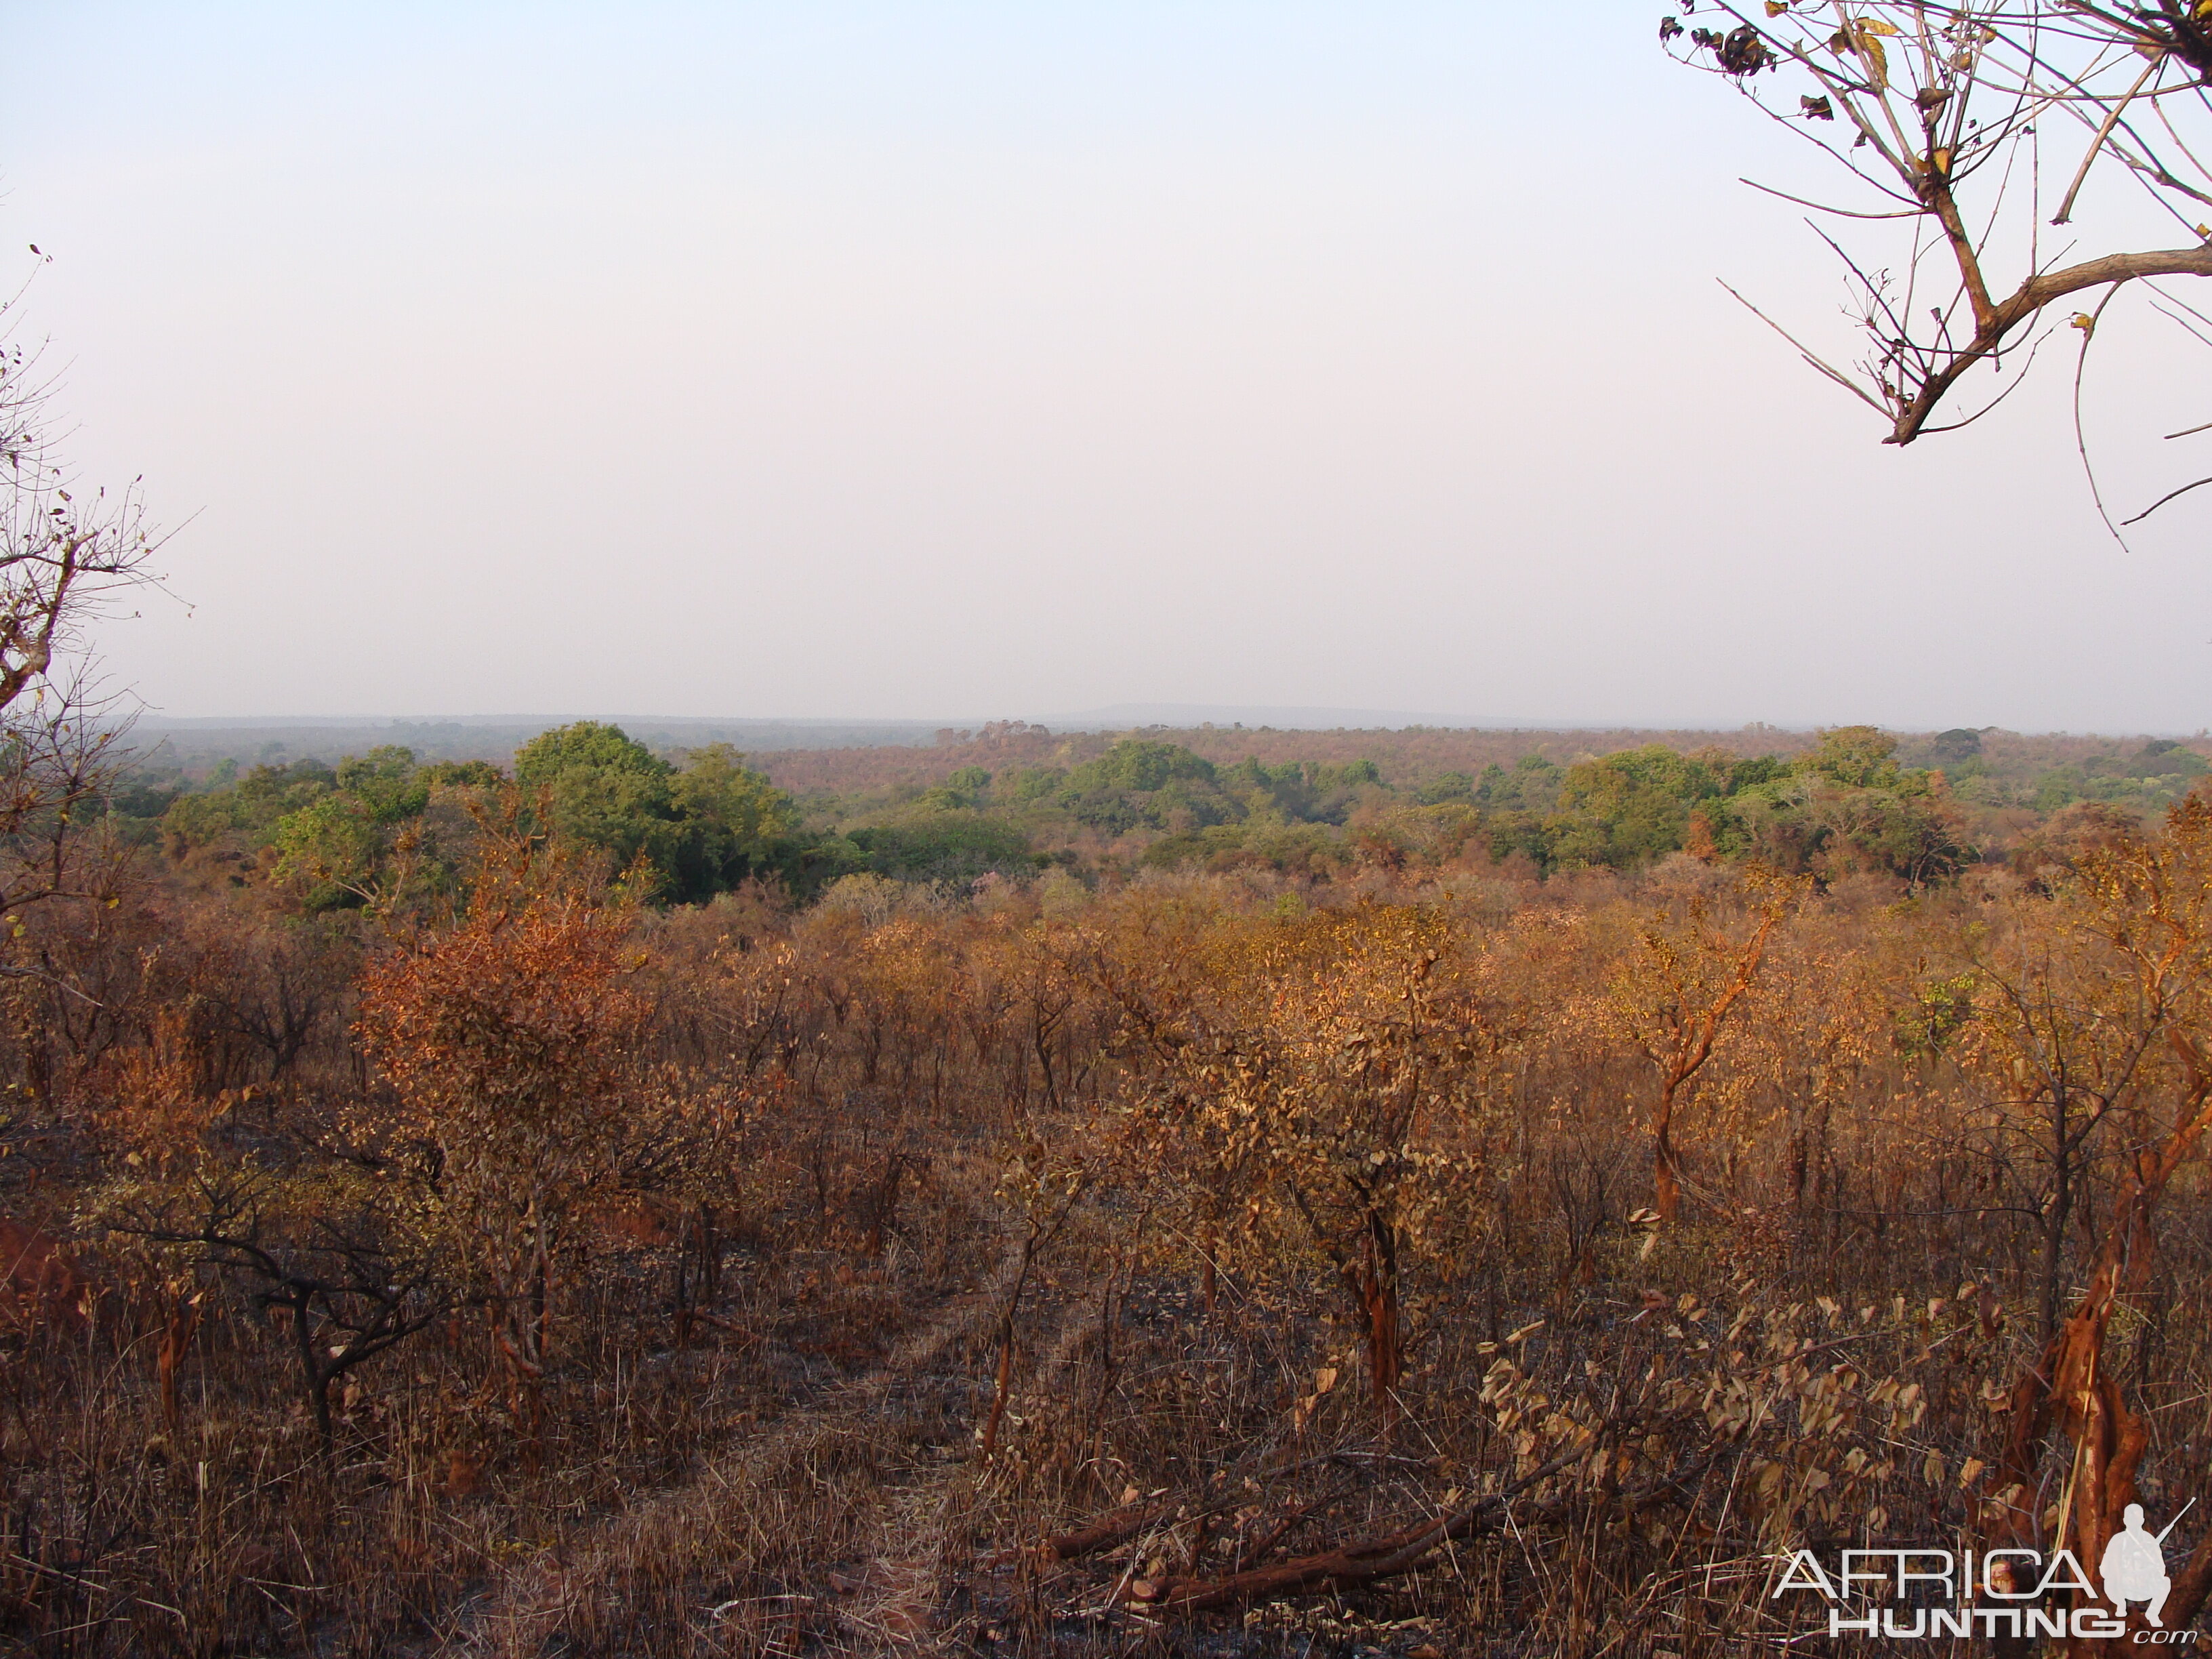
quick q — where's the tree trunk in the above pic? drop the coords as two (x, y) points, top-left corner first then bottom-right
(1350, 1212), (1402, 1422)
(1652, 1080), (1684, 1226)
(285, 1294), (335, 1452)
(157, 1289), (201, 1435)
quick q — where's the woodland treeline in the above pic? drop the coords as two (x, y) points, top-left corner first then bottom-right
(126, 716), (2210, 909)
(5, 712), (2212, 1656)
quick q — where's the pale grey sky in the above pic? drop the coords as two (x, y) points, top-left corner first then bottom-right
(1, 2), (2205, 732)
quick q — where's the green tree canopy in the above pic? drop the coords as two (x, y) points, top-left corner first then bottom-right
(668, 743), (796, 898)
(510, 722), (682, 879)
(1799, 726), (1904, 792)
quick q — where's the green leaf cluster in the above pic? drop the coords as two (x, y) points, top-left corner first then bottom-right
(510, 724), (795, 901)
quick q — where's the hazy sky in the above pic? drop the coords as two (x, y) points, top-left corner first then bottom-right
(1, 2), (2205, 731)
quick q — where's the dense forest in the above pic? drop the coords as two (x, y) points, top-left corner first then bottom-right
(4, 712), (2211, 1654)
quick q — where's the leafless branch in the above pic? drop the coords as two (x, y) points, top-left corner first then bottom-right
(1664, 0), (2212, 505)
(1715, 281), (1891, 416)
(2123, 474), (2212, 522)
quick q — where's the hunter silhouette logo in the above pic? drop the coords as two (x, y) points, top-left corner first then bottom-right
(2105, 1501), (2192, 1627)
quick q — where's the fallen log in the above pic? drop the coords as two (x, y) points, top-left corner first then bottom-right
(1037, 1446), (1385, 1565)
(1042, 1498), (1176, 1564)
(1130, 1437), (1592, 1612)
(1130, 1434), (1727, 1614)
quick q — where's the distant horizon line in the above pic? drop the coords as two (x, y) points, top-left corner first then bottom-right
(117, 710), (2206, 740)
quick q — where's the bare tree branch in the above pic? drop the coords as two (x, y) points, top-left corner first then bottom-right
(1664, 1), (2212, 499)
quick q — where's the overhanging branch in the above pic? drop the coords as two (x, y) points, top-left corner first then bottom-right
(1890, 243), (2212, 443)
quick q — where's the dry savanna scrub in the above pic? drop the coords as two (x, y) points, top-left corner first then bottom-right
(3, 799), (2212, 1656)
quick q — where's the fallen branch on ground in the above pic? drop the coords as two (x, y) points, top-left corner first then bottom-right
(1120, 1422), (1724, 1614)
(1129, 1435), (1595, 1612)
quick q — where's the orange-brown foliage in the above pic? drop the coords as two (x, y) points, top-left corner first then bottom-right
(4, 792), (2212, 1654)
